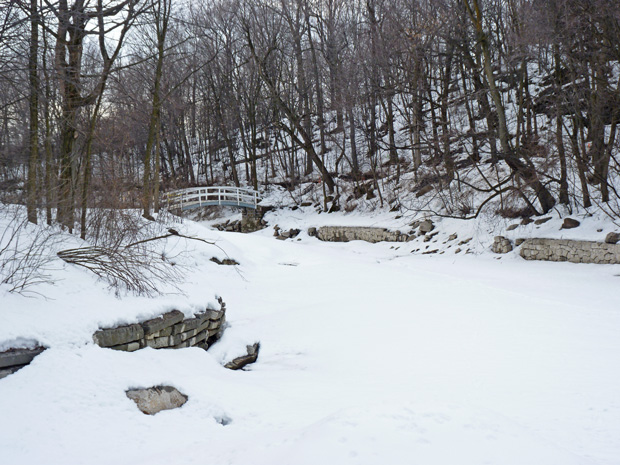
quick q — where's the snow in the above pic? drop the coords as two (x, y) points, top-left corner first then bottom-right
(1, 208), (620, 465)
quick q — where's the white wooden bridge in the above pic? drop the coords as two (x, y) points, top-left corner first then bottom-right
(164, 186), (261, 211)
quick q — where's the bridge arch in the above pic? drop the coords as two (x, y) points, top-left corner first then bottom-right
(165, 186), (261, 211)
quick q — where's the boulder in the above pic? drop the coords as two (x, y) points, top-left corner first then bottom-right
(126, 386), (188, 415)
(561, 218), (580, 229)
(534, 217), (552, 225)
(605, 232), (620, 244)
(307, 227), (317, 237)
(419, 220), (434, 234)
(506, 224), (519, 231)
(416, 185), (433, 198)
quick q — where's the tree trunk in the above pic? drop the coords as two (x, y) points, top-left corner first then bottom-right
(27, 0), (39, 224)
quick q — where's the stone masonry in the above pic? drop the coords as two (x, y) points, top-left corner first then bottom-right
(520, 238), (620, 264)
(93, 298), (226, 352)
(316, 226), (410, 243)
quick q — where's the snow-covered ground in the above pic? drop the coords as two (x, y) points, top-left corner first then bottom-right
(1, 208), (620, 465)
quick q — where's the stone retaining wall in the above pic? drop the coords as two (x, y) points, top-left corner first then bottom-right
(93, 299), (226, 352)
(316, 226), (410, 243)
(520, 238), (620, 264)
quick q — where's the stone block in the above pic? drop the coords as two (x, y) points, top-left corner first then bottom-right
(109, 341), (141, 352)
(141, 310), (184, 336)
(174, 329), (209, 349)
(172, 340), (191, 349)
(207, 309), (224, 321)
(0, 348), (46, 369)
(93, 324), (144, 348)
(492, 236), (513, 254)
(145, 336), (172, 349)
(159, 326), (173, 337)
(0, 365), (27, 379)
(175, 312), (211, 333)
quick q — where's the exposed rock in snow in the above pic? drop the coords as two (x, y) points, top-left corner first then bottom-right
(126, 386), (188, 415)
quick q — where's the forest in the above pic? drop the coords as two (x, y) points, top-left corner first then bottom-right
(1, 0), (620, 237)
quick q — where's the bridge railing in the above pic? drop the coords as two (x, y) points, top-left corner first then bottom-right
(164, 186), (261, 211)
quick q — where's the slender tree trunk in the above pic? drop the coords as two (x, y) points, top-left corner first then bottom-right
(143, 2), (167, 220)
(27, 0), (39, 224)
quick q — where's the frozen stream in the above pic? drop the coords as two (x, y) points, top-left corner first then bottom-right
(1, 224), (620, 464)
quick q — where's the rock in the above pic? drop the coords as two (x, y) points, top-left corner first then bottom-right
(419, 220), (434, 234)
(225, 343), (260, 370)
(210, 257), (239, 266)
(300, 201), (312, 207)
(448, 233), (458, 241)
(423, 231), (439, 242)
(605, 232), (620, 244)
(0, 366), (26, 380)
(561, 218), (580, 229)
(416, 185), (433, 198)
(141, 310), (185, 336)
(454, 248), (462, 254)
(515, 238), (526, 246)
(458, 238), (472, 246)
(492, 236), (513, 254)
(534, 217), (552, 225)
(109, 341), (142, 352)
(0, 347), (46, 369)
(520, 218), (534, 225)
(307, 227), (317, 237)
(506, 224), (519, 231)
(93, 324), (144, 348)
(288, 228), (301, 238)
(126, 386), (188, 415)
